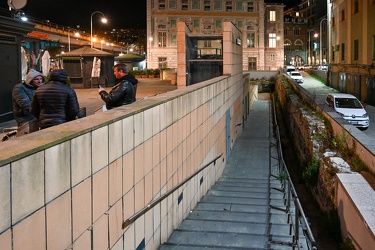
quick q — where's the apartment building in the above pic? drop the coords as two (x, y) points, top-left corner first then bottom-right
(146, 0), (284, 72)
(329, 0), (375, 104)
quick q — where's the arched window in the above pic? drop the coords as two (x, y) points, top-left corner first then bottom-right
(293, 27), (300, 36)
(295, 39), (303, 51)
(284, 39), (292, 51)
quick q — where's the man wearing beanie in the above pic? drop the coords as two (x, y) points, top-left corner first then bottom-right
(31, 69), (80, 129)
(12, 69), (45, 126)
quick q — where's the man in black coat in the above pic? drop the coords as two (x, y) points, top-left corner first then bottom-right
(31, 69), (80, 129)
(98, 63), (136, 110)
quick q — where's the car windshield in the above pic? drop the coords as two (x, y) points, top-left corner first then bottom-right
(291, 73), (300, 76)
(335, 98), (362, 109)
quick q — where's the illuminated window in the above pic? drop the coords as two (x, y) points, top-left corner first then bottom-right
(269, 33), (276, 48)
(204, 40), (212, 48)
(247, 33), (255, 47)
(270, 11), (276, 21)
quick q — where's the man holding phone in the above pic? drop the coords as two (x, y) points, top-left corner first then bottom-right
(98, 63), (136, 110)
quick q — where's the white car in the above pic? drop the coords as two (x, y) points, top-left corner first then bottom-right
(325, 93), (369, 130)
(289, 71), (304, 83)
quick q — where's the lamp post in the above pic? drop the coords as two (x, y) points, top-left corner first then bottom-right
(319, 18), (328, 65)
(90, 11), (107, 48)
(67, 28), (80, 52)
(308, 30), (318, 65)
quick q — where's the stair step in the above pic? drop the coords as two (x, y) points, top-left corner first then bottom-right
(161, 230), (269, 249)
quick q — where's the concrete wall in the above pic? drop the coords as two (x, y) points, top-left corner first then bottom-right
(276, 79), (375, 249)
(0, 22), (253, 250)
(336, 174), (375, 250)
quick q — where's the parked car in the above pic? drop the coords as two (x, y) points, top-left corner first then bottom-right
(297, 64), (311, 70)
(325, 93), (369, 130)
(284, 65), (296, 75)
(317, 65), (328, 71)
(289, 71), (304, 83)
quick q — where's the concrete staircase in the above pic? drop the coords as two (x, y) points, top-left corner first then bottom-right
(160, 97), (309, 249)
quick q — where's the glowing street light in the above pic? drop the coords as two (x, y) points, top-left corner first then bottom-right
(90, 11), (107, 48)
(319, 18), (328, 65)
(308, 30), (318, 65)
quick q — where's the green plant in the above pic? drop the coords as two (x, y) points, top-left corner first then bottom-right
(146, 68), (154, 75)
(140, 69), (147, 75)
(339, 238), (355, 250)
(153, 68), (160, 75)
(130, 69), (140, 75)
(303, 158), (320, 186)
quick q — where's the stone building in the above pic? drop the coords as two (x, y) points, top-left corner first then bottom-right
(298, 0), (328, 66)
(146, 0), (284, 72)
(329, 0), (375, 104)
(283, 6), (308, 66)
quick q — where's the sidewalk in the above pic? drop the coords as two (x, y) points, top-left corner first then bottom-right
(0, 78), (176, 135)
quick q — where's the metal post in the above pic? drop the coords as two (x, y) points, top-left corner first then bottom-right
(68, 30), (71, 51)
(320, 18), (328, 65)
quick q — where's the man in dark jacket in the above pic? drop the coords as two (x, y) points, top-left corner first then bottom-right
(12, 69), (45, 126)
(98, 63), (136, 110)
(31, 69), (80, 129)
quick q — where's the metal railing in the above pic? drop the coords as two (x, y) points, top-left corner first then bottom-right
(122, 153), (223, 229)
(271, 95), (317, 249)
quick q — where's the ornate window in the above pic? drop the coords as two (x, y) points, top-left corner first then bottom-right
(158, 31), (167, 47)
(269, 33), (276, 48)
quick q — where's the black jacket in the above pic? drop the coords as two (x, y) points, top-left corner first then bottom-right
(100, 79), (135, 109)
(31, 72), (80, 129)
(122, 73), (138, 95)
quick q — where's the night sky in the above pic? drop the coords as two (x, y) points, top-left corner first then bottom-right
(1, 0), (301, 31)
(1, 0), (147, 30)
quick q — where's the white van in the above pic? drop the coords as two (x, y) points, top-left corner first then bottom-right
(284, 65), (296, 75)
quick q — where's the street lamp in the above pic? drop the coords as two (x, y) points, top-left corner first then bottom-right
(67, 28), (80, 52)
(319, 18), (328, 65)
(308, 30), (318, 65)
(90, 11), (107, 48)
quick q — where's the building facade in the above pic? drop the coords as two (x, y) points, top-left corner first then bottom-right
(283, 7), (308, 66)
(329, 0), (375, 104)
(146, 0), (284, 71)
(298, 0), (328, 66)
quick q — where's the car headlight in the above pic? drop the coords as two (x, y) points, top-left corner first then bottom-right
(362, 113), (368, 118)
(337, 112), (345, 117)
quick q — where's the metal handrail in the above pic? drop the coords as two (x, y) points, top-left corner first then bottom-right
(271, 96), (317, 249)
(122, 153), (223, 229)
